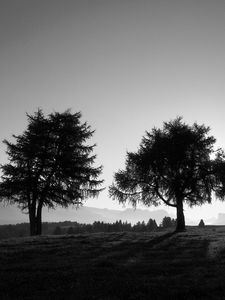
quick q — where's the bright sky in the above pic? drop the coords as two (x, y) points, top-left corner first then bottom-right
(1, 0), (225, 223)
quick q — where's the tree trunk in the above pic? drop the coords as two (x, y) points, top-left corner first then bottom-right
(29, 206), (36, 236)
(176, 198), (186, 232)
(28, 201), (43, 236)
(36, 202), (43, 235)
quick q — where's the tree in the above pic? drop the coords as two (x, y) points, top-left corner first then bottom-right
(133, 221), (146, 232)
(160, 216), (176, 229)
(0, 109), (103, 235)
(198, 219), (205, 228)
(212, 150), (225, 199)
(146, 218), (158, 231)
(109, 117), (221, 232)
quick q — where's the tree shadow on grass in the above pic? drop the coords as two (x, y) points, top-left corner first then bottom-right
(81, 232), (222, 300)
(1, 231), (225, 300)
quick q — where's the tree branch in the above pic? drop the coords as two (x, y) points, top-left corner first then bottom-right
(154, 187), (177, 207)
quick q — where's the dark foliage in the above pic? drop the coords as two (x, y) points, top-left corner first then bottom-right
(0, 223), (29, 239)
(212, 150), (225, 199)
(54, 218), (158, 234)
(146, 218), (158, 231)
(198, 219), (205, 228)
(0, 109), (103, 235)
(160, 216), (176, 228)
(0, 218), (158, 239)
(109, 117), (224, 231)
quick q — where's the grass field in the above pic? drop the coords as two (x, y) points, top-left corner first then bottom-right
(1, 227), (225, 299)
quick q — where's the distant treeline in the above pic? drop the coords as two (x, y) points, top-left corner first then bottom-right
(0, 217), (177, 240)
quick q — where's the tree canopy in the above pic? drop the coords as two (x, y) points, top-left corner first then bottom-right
(0, 109), (103, 235)
(109, 117), (225, 231)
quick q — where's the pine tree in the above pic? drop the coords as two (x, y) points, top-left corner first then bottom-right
(0, 109), (103, 235)
(161, 216), (176, 228)
(198, 219), (205, 228)
(146, 218), (158, 231)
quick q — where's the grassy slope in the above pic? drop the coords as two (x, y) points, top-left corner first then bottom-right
(0, 228), (225, 300)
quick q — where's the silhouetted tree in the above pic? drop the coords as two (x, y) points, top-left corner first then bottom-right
(198, 219), (205, 228)
(146, 218), (158, 231)
(132, 221), (146, 232)
(161, 216), (176, 228)
(212, 150), (225, 199)
(123, 221), (132, 231)
(109, 117), (221, 232)
(0, 109), (103, 236)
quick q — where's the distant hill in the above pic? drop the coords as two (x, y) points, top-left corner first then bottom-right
(43, 206), (174, 224)
(42, 206), (173, 225)
(0, 205), (173, 225)
(68, 207), (172, 225)
(0, 206), (28, 225)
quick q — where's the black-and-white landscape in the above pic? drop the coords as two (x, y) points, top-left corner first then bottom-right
(1, 0), (225, 299)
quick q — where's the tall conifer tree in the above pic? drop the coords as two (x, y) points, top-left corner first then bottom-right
(0, 109), (103, 235)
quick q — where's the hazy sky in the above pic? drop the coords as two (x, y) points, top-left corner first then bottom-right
(1, 0), (225, 222)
